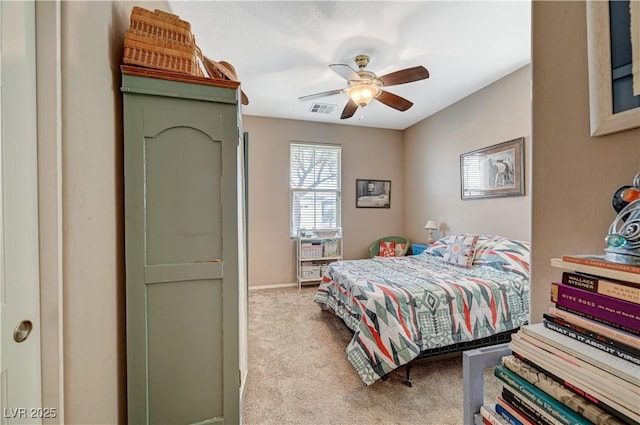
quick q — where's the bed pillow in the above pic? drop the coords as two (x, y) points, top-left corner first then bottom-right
(471, 235), (498, 259)
(424, 236), (453, 257)
(472, 236), (530, 277)
(442, 234), (479, 268)
(394, 243), (407, 257)
(378, 241), (396, 257)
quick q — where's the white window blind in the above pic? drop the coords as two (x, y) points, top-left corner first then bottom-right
(289, 142), (341, 237)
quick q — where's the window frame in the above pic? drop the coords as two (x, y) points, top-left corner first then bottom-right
(289, 142), (342, 238)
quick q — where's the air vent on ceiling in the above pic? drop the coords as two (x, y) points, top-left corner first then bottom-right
(309, 103), (336, 114)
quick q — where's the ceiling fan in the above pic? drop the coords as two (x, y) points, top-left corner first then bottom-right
(298, 54), (430, 119)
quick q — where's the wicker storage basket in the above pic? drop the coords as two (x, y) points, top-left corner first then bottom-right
(301, 265), (321, 280)
(123, 7), (203, 76)
(129, 7), (193, 44)
(123, 29), (202, 76)
(300, 245), (323, 259)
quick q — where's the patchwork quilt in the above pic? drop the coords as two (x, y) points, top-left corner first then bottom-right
(313, 238), (529, 385)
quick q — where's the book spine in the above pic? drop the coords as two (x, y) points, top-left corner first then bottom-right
(562, 272), (640, 304)
(543, 318), (640, 365)
(482, 405), (511, 425)
(502, 354), (626, 425)
(551, 282), (640, 334)
(549, 306), (640, 344)
(515, 332), (626, 397)
(554, 304), (640, 337)
(518, 325), (639, 393)
(510, 351), (639, 425)
(542, 313), (640, 365)
(561, 255), (640, 274)
(551, 259), (640, 285)
(496, 399), (531, 425)
(502, 386), (557, 425)
(494, 365), (592, 425)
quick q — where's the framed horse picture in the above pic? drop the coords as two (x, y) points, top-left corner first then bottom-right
(460, 137), (525, 199)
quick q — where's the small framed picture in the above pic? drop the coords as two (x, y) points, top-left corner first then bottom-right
(460, 137), (524, 199)
(356, 179), (391, 208)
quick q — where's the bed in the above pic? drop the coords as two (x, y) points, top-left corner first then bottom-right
(357, 194), (389, 207)
(313, 234), (530, 386)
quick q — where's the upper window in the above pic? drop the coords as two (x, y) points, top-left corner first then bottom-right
(289, 142), (341, 237)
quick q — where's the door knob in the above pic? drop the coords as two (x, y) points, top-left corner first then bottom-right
(13, 320), (33, 343)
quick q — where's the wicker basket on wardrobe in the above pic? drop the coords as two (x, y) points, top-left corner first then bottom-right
(123, 6), (203, 77)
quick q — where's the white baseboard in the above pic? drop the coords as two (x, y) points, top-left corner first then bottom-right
(248, 282), (297, 291)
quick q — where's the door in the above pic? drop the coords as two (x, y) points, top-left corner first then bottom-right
(0, 1), (43, 423)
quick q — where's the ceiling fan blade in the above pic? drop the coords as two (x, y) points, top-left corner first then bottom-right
(340, 99), (359, 119)
(298, 89), (345, 102)
(378, 66), (429, 87)
(329, 64), (361, 81)
(376, 90), (414, 111)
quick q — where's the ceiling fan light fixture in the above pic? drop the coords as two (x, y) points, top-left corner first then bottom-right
(347, 81), (380, 107)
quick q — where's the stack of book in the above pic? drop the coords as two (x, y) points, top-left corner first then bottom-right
(476, 254), (640, 425)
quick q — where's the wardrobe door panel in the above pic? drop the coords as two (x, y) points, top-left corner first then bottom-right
(145, 126), (223, 265)
(147, 279), (223, 425)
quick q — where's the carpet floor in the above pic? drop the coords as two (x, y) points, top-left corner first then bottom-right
(242, 286), (502, 425)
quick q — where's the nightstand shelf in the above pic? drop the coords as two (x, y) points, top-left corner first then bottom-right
(411, 242), (429, 255)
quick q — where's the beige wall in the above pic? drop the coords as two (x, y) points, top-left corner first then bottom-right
(243, 116), (404, 287)
(403, 65), (532, 243)
(530, 1), (640, 322)
(61, 2), (130, 423)
(37, 1), (169, 423)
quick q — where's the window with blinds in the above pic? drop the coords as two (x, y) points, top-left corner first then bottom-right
(289, 142), (341, 237)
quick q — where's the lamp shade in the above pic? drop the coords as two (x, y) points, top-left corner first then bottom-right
(424, 220), (437, 230)
(348, 83), (380, 107)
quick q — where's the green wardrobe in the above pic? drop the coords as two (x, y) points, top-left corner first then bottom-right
(122, 66), (248, 425)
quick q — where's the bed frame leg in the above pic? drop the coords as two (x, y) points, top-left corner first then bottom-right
(401, 365), (413, 387)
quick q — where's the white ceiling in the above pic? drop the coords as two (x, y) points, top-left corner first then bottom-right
(169, 1), (531, 130)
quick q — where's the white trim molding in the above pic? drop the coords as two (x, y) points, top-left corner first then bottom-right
(35, 1), (64, 423)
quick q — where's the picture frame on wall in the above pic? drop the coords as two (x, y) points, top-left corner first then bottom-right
(586, 0), (640, 136)
(460, 137), (524, 200)
(356, 179), (391, 208)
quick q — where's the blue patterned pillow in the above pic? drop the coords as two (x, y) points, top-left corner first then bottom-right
(424, 236), (453, 257)
(442, 234), (479, 268)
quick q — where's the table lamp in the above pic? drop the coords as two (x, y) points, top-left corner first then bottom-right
(424, 220), (437, 244)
